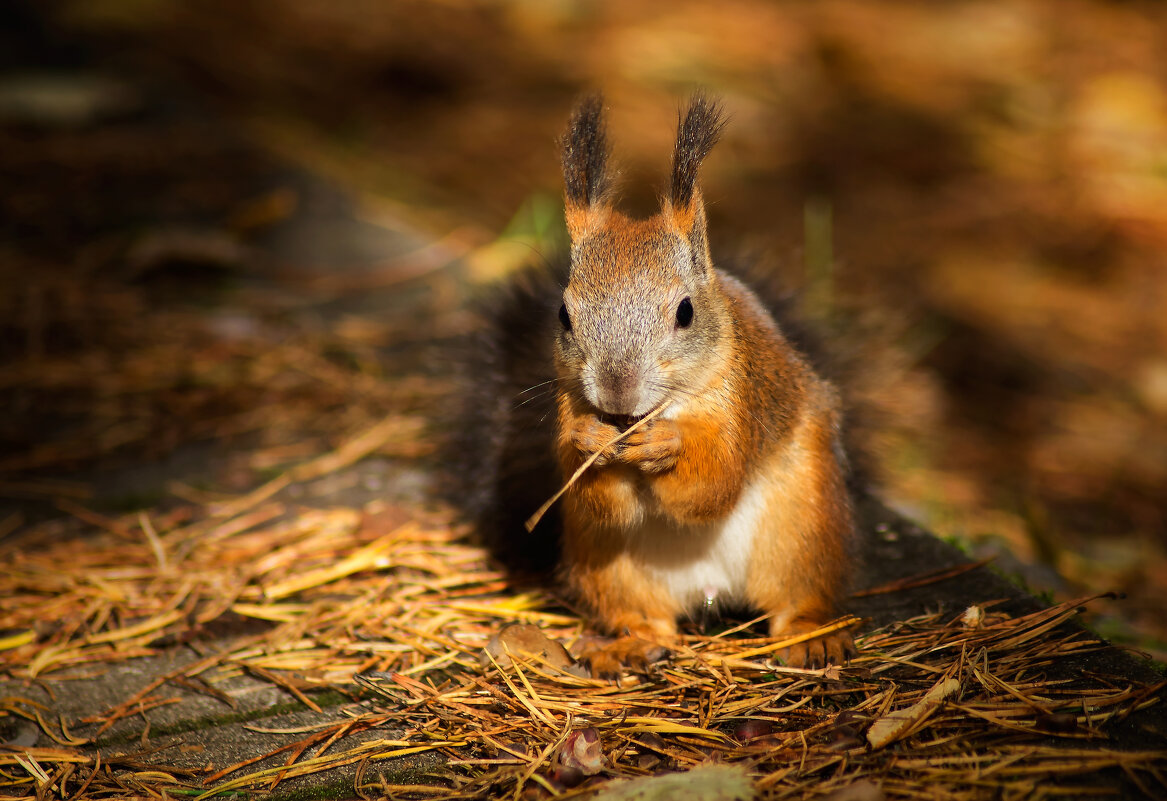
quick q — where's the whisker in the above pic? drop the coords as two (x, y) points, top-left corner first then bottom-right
(512, 378), (558, 400)
(514, 392), (553, 411)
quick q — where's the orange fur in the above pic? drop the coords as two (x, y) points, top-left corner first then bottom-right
(552, 96), (856, 669)
(564, 203), (610, 243)
(556, 267), (855, 661)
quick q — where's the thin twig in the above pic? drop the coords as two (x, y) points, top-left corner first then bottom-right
(525, 401), (672, 531)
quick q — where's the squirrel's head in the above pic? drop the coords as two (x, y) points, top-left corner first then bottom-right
(555, 94), (729, 419)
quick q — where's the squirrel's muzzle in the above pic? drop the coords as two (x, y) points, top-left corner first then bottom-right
(593, 365), (648, 418)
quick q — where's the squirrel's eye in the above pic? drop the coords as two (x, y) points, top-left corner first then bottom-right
(675, 297), (694, 328)
(558, 303), (572, 332)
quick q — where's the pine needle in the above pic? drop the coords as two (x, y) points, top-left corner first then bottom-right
(525, 401), (672, 532)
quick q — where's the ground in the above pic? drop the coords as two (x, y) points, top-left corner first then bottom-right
(2, 3), (1167, 799)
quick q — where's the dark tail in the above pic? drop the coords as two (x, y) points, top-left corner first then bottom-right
(438, 266), (567, 576)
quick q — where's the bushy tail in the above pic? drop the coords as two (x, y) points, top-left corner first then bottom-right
(438, 267), (567, 576)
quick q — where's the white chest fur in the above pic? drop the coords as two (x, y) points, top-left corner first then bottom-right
(629, 478), (767, 613)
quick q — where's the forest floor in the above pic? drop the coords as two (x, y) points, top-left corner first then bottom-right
(2, 4), (1166, 799)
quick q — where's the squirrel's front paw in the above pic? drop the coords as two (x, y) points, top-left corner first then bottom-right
(617, 419), (681, 472)
(569, 416), (622, 465)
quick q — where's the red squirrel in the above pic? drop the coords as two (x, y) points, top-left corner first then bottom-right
(452, 95), (856, 672)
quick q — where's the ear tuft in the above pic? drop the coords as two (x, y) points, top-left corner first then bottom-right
(670, 93), (727, 210)
(562, 94), (612, 221)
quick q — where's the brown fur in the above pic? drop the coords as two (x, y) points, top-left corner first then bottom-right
(551, 95), (856, 669)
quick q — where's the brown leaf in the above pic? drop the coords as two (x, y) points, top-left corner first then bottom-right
(482, 623), (575, 671)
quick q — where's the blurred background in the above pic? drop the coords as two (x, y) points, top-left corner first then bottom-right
(3, 1), (1165, 655)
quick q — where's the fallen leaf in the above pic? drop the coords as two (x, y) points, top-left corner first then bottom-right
(482, 623), (575, 670)
(593, 764), (753, 801)
(866, 677), (961, 749)
(822, 779), (885, 801)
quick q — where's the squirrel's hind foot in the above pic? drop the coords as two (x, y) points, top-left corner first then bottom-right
(773, 622), (857, 669)
(578, 636), (671, 680)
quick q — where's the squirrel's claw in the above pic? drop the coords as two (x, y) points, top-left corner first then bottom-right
(569, 416), (622, 465)
(774, 628), (856, 669)
(578, 635), (670, 680)
(617, 419), (681, 472)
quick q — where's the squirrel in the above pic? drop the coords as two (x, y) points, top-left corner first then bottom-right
(450, 94), (857, 673)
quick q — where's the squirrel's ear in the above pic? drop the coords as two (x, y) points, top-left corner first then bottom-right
(561, 94), (613, 242)
(667, 94), (726, 249)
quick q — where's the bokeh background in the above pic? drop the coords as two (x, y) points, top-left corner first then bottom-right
(5, 1), (1166, 654)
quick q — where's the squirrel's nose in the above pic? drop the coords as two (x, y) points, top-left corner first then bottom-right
(595, 367), (644, 417)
